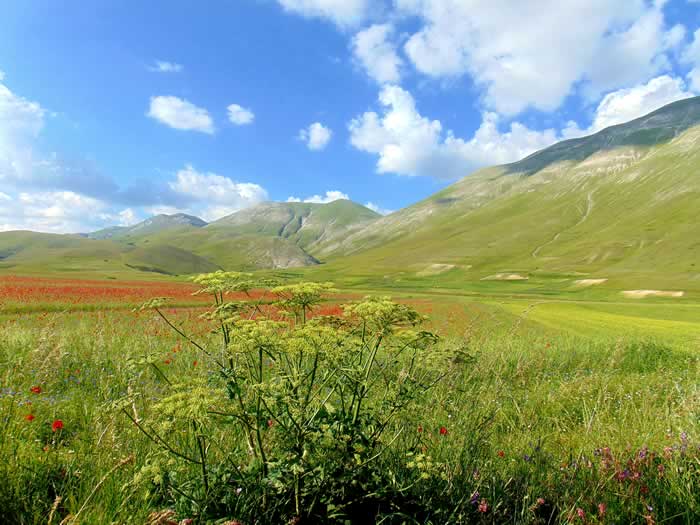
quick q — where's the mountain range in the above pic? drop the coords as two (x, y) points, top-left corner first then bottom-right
(2, 96), (700, 295)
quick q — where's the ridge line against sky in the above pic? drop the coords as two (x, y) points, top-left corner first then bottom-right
(1, 0), (699, 233)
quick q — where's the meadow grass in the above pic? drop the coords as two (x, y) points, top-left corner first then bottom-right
(0, 282), (698, 524)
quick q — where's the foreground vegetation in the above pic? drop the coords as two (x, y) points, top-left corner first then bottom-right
(0, 272), (698, 524)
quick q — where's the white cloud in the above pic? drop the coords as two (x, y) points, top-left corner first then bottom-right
(590, 75), (694, 132)
(0, 75), (46, 182)
(364, 201), (393, 215)
(352, 24), (402, 84)
(227, 104), (255, 125)
(277, 0), (370, 27)
(561, 75), (695, 140)
(117, 208), (139, 226)
(148, 60), (184, 73)
(349, 84), (560, 180)
(396, 0), (682, 115)
(0, 190), (110, 233)
(147, 96), (214, 134)
(299, 122), (333, 150)
(168, 165), (268, 220)
(682, 28), (700, 92)
(287, 190), (349, 203)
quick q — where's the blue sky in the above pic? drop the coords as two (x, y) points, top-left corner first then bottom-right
(1, 0), (700, 232)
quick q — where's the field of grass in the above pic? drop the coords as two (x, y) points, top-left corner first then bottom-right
(0, 273), (698, 524)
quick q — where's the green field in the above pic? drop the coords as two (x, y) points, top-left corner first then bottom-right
(1, 272), (698, 524)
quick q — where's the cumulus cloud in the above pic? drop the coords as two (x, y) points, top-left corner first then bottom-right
(396, 0), (683, 115)
(227, 104), (255, 125)
(287, 190), (349, 203)
(682, 28), (700, 92)
(352, 24), (402, 84)
(299, 122), (333, 150)
(349, 85), (560, 180)
(168, 165), (268, 220)
(276, 0), (370, 27)
(0, 77), (46, 181)
(0, 190), (112, 233)
(562, 75), (695, 139)
(147, 96), (214, 134)
(148, 60), (184, 73)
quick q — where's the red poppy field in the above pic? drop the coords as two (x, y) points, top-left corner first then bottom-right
(0, 273), (698, 524)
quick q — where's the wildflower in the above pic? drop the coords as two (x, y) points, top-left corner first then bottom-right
(267, 419), (274, 428)
(497, 450), (505, 458)
(30, 386), (42, 394)
(470, 491), (480, 505)
(598, 503), (606, 516)
(536, 498), (545, 506)
(25, 414), (35, 422)
(52, 419), (64, 432)
(640, 485), (649, 495)
(164, 359), (171, 365)
(576, 508), (585, 520)
(644, 515), (655, 525)
(524, 454), (532, 462)
(478, 499), (490, 513)
(439, 426), (448, 436)
(193, 360), (198, 367)
(417, 424), (423, 433)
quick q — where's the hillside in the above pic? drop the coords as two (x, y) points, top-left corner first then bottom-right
(309, 96), (700, 295)
(88, 213), (207, 240)
(0, 201), (380, 275)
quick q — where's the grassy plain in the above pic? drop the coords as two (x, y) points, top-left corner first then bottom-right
(0, 274), (698, 523)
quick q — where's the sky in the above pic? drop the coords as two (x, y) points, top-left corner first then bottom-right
(1, 0), (700, 233)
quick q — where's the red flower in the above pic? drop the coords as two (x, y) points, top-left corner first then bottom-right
(267, 419), (274, 428)
(478, 499), (489, 513)
(30, 386), (42, 394)
(417, 425), (423, 433)
(25, 414), (35, 422)
(497, 450), (505, 458)
(439, 426), (448, 436)
(598, 503), (607, 516)
(163, 359), (171, 365)
(576, 508), (585, 519)
(51, 419), (64, 432)
(537, 498), (545, 506)
(193, 360), (198, 367)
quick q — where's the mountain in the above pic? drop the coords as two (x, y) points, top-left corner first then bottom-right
(118, 200), (381, 271)
(311, 96), (700, 294)
(0, 201), (381, 275)
(88, 213), (207, 240)
(209, 200), (380, 251)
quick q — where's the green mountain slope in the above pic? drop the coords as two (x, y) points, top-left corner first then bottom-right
(0, 201), (380, 275)
(312, 97), (700, 294)
(88, 213), (207, 240)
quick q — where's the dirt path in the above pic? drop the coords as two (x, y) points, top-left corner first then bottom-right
(532, 191), (594, 258)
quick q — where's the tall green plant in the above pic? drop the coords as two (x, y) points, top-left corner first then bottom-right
(126, 273), (452, 522)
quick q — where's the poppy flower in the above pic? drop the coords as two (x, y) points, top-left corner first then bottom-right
(52, 419), (64, 432)
(193, 360), (198, 367)
(439, 426), (448, 436)
(30, 386), (42, 394)
(417, 425), (423, 433)
(576, 508), (585, 519)
(497, 450), (505, 458)
(163, 359), (171, 365)
(537, 498), (545, 506)
(598, 503), (607, 516)
(25, 414), (35, 422)
(478, 499), (489, 513)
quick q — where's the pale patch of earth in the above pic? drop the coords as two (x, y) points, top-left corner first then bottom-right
(573, 279), (608, 287)
(482, 273), (529, 281)
(622, 290), (684, 299)
(416, 263), (460, 276)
